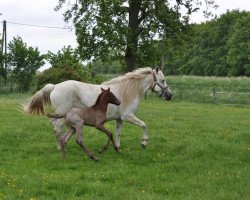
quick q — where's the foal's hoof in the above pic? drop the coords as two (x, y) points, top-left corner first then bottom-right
(93, 157), (99, 161)
(90, 156), (99, 161)
(99, 147), (108, 154)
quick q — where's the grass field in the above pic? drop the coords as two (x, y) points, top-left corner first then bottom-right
(0, 93), (249, 199)
(166, 76), (250, 105)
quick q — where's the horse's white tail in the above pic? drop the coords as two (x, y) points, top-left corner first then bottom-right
(23, 84), (55, 115)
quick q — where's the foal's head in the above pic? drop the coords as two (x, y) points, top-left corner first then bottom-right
(98, 87), (121, 106)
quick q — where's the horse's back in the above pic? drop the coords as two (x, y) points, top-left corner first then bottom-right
(50, 80), (101, 114)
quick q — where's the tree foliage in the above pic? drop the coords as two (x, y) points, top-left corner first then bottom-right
(165, 10), (250, 77)
(226, 14), (250, 76)
(56, 0), (216, 72)
(36, 65), (87, 90)
(37, 46), (92, 90)
(8, 36), (44, 92)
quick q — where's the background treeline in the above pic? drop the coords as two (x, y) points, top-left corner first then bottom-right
(164, 10), (250, 77)
(0, 10), (249, 93)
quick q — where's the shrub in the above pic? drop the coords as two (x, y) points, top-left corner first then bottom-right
(36, 65), (91, 90)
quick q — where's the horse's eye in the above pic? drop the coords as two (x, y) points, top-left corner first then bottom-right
(161, 80), (165, 83)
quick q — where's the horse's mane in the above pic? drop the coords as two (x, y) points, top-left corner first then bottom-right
(102, 67), (153, 104)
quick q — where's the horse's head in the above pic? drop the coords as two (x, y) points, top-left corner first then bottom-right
(152, 67), (172, 101)
(101, 87), (121, 106)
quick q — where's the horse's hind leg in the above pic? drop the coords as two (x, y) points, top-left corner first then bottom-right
(75, 122), (99, 161)
(53, 118), (66, 150)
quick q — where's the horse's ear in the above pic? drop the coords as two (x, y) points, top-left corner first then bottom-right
(107, 87), (110, 92)
(155, 67), (159, 74)
(101, 87), (105, 91)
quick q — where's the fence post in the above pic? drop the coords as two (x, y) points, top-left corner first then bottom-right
(212, 83), (216, 104)
(179, 85), (183, 101)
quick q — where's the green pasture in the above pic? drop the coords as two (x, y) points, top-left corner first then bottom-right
(166, 76), (250, 105)
(0, 93), (249, 200)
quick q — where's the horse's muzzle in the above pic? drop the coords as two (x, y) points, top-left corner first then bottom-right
(164, 92), (172, 101)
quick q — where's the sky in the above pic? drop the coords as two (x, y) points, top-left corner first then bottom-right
(1, 0), (250, 70)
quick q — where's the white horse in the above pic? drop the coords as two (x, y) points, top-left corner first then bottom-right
(23, 67), (172, 149)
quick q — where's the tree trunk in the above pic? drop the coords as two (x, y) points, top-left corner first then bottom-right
(125, 45), (137, 72)
(124, 0), (142, 72)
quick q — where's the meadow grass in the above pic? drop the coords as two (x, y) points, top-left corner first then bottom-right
(0, 94), (249, 200)
(165, 76), (250, 105)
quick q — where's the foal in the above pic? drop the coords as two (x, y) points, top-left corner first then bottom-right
(48, 88), (121, 161)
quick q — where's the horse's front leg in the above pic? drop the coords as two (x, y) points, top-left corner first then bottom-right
(115, 119), (123, 149)
(53, 118), (66, 150)
(122, 113), (148, 147)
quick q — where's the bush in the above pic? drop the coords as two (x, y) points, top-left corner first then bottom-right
(36, 65), (91, 90)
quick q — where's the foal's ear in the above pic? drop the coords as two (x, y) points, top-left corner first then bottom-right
(101, 87), (110, 92)
(155, 67), (160, 74)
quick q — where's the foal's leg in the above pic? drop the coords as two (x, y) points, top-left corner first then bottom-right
(122, 113), (148, 147)
(75, 122), (99, 161)
(100, 119), (122, 153)
(96, 124), (119, 153)
(61, 126), (75, 158)
(53, 118), (66, 150)
(99, 138), (110, 154)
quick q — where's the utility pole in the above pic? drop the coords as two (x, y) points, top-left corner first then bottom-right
(1, 20), (7, 85)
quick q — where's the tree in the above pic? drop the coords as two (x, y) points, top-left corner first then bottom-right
(37, 46), (92, 90)
(56, 0), (216, 72)
(8, 36), (44, 92)
(227, 14), (250, 76)
(170, 10), (250, 77)
(45, 45), (91, 79)
(46, 45), (81, 68)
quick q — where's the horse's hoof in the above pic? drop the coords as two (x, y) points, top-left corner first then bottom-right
(114, 146), (120, 152)
(57, 144), (62, 151)
(141, 138), (148, 148)
(141, 143), (147, 148)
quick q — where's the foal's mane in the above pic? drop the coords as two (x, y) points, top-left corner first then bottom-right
(93, 90), (105, 107)
(102, 67), (153, 104)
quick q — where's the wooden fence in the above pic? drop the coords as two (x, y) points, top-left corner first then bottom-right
(170, 84), (250, 106)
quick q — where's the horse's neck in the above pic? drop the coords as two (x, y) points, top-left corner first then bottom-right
(136, 75), (154, 96)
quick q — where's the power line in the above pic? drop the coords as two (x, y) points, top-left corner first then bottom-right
(6, 21), (74, 31)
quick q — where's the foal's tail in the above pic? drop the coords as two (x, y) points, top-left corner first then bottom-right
(46, 113), (66, 119)
(23, 84), (55, 115)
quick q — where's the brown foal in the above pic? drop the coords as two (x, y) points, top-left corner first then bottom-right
(48, 88), (121, 161)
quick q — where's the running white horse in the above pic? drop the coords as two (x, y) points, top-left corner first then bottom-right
(23, 67), (172, 149)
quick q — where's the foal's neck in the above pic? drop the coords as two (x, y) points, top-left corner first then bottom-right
(92, 95), (109, 112)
